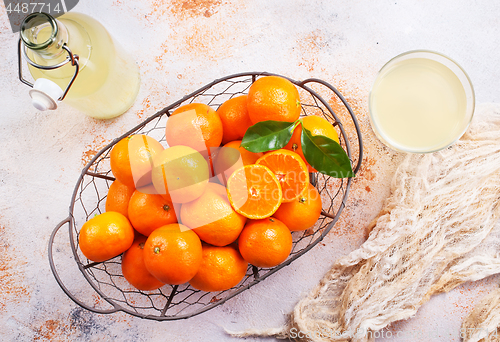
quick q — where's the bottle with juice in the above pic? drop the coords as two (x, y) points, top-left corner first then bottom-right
(19, 12), (140, 119)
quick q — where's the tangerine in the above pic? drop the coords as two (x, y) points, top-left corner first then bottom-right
(238, 217), (293, 268)
(110, 135), (164, 188)
(217, 95), (253, 144)
(181, 183), (246, 246)
(226, 164), (282, 219)
(165, 103), (223, 152)
(284, 115), (339, 172)
(247, 76), (301, 124)
(121, 234), (165, 291)
(151, 145), (209, 204)
(214, 140), (263, 185)
(273, 183), (322, 231)
(143, 224), (202, 285)
(255, 149), (309, 202)
(105, 180), (135, 219)
(128, 190), (178, 236)
(79, 212), (135, 262)
(189, 244), (248, 292)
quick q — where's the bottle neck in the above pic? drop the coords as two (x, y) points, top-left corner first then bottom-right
(20, 13), (68, 59)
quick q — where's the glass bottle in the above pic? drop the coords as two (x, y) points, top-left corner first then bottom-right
(19, 12), (140, 119)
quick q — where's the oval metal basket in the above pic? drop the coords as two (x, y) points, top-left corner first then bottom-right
(48, 72), (363, 320)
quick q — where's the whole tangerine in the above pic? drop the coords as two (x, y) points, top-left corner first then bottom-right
(79, 212), (135, 262)
(128, 190), (178, 236)
(121, 234), (165, 291)
(105, 180), (135, 219)
(284, 115), (339, 172)
(151, 145), (209, 204)
(189, 244), (248, 292)
(273, 183), (322, 231)
(217, 95), (253, 144)
(181, 183), (246, 246)
(110, 135), (164, 188)
(143, 224), (202, 285)
(238, 217), (293, 268)
(247, 76), (301, 124)
(165, 103), (223, 152)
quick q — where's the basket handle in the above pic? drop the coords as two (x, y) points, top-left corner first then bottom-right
(298, 78), (363, 174)
(48, 217), (120, 315)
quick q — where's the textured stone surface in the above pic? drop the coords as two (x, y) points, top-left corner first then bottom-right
(0, 1), (499, 341)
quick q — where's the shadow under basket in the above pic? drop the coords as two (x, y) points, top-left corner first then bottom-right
(48, 72), (363, 320)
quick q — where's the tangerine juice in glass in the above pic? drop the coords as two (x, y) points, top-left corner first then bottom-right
(369, 50), (475, 153)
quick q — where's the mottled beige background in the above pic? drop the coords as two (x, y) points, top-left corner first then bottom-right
(0, 1), (499, 341)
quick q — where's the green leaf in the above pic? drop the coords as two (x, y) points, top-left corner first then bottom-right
(301, 127), (354, 178)
(241, 120), (297, 153)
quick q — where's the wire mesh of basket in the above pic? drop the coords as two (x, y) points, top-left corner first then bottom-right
(48, 72), (363, 320)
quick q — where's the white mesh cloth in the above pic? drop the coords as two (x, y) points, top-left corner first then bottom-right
(228, 104), (500, 341)
(462, 286), (500, 342)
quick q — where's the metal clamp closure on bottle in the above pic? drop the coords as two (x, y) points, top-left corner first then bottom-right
(18, 39), (80, 101)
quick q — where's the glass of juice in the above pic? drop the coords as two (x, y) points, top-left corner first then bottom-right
(369, 50), (475, 153)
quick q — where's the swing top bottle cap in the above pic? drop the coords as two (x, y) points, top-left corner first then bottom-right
(29, 78), (64, 111)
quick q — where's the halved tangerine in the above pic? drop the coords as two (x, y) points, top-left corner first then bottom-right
(226, 164), (282, 219)
(255, 149), (309, 202)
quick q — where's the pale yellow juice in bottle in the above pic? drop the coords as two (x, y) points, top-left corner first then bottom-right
(370, 55), (472, 153)
(26, 13), (140, 119)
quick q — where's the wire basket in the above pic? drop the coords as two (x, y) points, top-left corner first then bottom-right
(48, 72), (363, 320)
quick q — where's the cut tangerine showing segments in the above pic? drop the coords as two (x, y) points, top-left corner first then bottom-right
(226, 165), (282, 219)
(255, 149), (309, 202)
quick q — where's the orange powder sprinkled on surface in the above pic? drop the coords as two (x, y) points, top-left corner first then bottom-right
(181, 26), (227, 61)
(136, 89), (171, 120)
(357, 157), (376, 181)
(147, 0), (244, 74)
(136, 96), (152, 120)
(33, 320), (75, 341)
(81, 136), (109, 167)
(81, 149), (99, 167)
(0, 6), (8, 32)
(296, 30), (326, 73)
(171, 0), (223, 18)
(145, 0), (226, 22)
(155, 22), (235, 69)
(449, 276), (500, 320)
(0, 223), (30, 311)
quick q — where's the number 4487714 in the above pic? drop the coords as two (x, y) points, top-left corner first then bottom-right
(6, 2), (61, 14)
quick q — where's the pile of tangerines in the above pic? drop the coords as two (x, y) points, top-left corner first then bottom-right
(78, 76), (340, 293)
